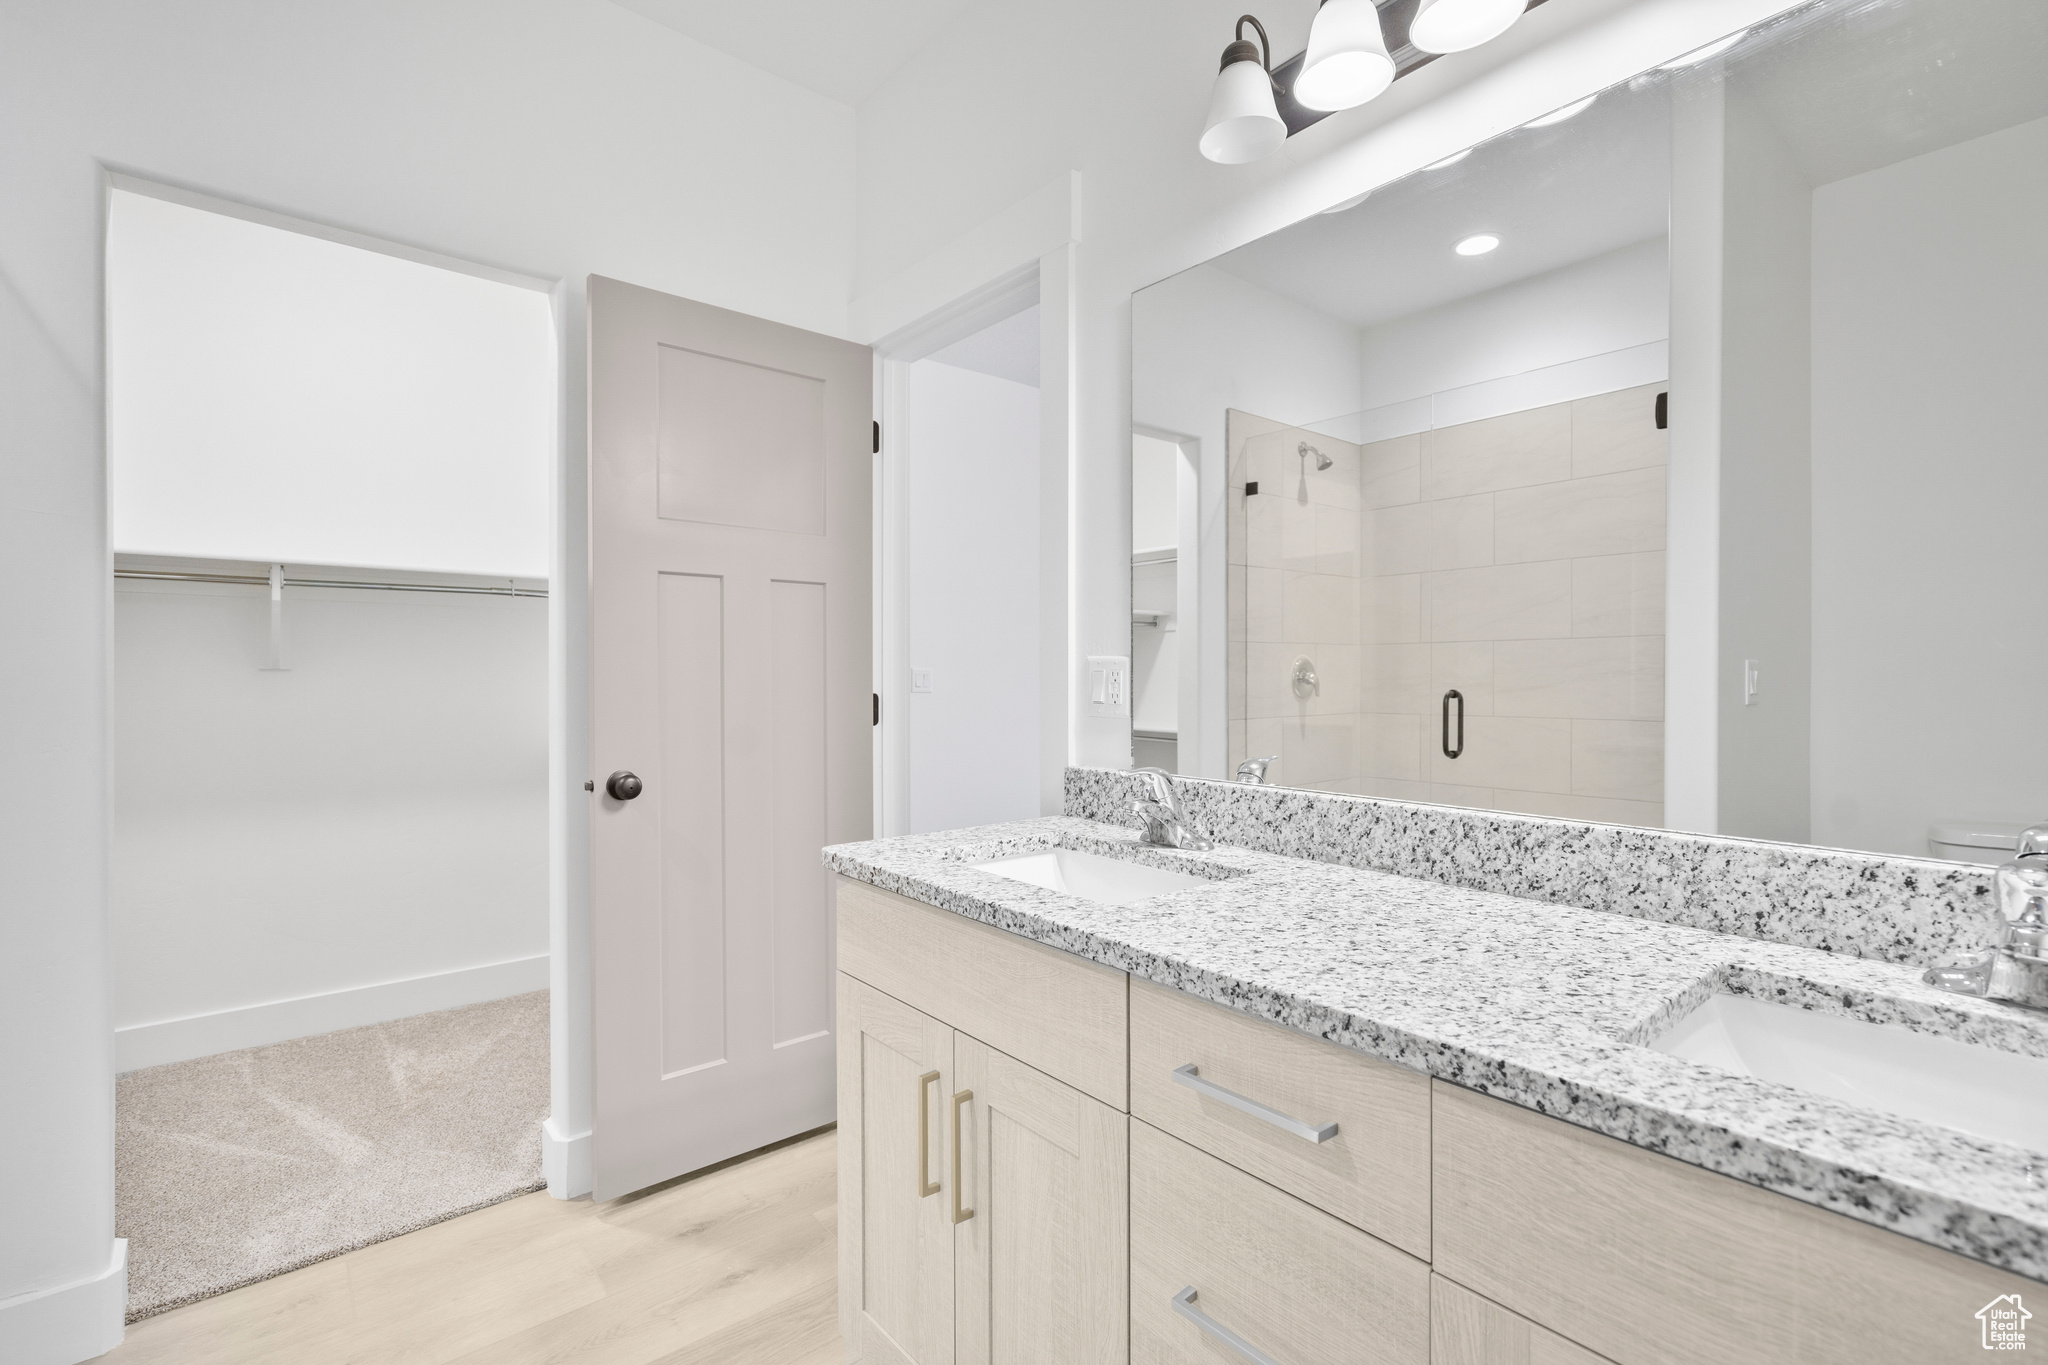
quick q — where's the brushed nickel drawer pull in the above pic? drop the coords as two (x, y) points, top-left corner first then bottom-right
(1172, 1286), (1284, 1365)
(1172, 1063), (1338, 1143)
(950, 1089), (974, 1224)
(917, 1070), (940, 1198)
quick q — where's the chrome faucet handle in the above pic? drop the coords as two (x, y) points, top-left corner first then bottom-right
(1133, 766), (1179, 809)
(1235, 755), (1278, 784)
(2016, 824), (2048, 860)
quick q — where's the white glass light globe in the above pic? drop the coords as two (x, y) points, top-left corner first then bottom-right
(1200, 57), (1286, 164)
(1295, 0), (1396, 112)
(1409, 0), (1526, 54)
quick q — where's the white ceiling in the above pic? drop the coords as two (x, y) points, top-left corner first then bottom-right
(609, 0), (980, 104)
(925, 305), (1039, 387)
(1733, 0), (2048, 187)
(1210, 82), (1671, 330)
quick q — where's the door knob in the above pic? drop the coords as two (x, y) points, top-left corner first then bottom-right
(605, 770), (644, 801)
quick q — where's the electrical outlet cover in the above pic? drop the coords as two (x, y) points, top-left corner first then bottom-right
(1086, 655), (1130, 719)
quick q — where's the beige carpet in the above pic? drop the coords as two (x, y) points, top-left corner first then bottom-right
(116, 990), (549, 1321)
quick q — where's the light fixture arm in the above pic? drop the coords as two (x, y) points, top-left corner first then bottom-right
(1221, 13), (1285, 93)
(1235, 14), (1273, 70)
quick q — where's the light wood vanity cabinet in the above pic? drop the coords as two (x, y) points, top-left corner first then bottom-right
(837, 880), (1127, 1365)
(1432, 1079), (2041, 1365)
(837, 876), (2043, 1365)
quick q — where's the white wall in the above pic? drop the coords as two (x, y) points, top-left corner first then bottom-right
(1809, 115), (2048, 856)
(107, 190), (555, 577)
(1133, 263), (1364, 777)
(1355, 235), (1668, 415)
(112, 578), (547, 1068)
(902, 359), (1043, 834)
(1714, 89), (1811, 843)
(1, 1), (853, 1349)
(853, 0), (1790, 799)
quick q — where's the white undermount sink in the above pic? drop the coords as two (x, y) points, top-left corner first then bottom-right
(1652, 993), (2048, 1151)
(972, 847), (1208, 906)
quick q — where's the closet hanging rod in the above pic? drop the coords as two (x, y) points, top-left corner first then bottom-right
(113, 569), (547, 599)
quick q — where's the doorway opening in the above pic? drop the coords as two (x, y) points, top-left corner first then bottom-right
(877, 287), (1048, 836)
(104, 183), (557, 1318)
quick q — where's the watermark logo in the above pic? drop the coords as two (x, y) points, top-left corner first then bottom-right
(1979, 1294), (2031, 1351)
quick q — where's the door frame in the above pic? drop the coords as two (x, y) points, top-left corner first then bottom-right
(869, 258), (1070, 837)
(97, 171), (586, 1189)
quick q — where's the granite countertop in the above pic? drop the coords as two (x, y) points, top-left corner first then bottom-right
(824, 816), (2048, 1280)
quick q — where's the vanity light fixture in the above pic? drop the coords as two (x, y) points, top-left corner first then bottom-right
(1409, 0), (1526, 54)
(1199, 1), (1548, 163)
(1200, 15), (1288, 164)
(1659, 29), (1747, 69)
(1295, 0), (1396, 111)
(1454, 233), (1501, 256)
(1524, 92), (1597, 127)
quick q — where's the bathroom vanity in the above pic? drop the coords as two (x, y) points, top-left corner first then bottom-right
(828, 784), (2048, 1365)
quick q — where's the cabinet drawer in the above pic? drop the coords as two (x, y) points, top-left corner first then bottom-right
(1131, 1119), (1429, 1365)
(835, 876), (1127, 1109)
(1130, 978), (1431, 1256)
(1433, 1079), (2044, 1365)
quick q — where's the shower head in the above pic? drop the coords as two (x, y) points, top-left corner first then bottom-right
(1299, 441), (1333, 471)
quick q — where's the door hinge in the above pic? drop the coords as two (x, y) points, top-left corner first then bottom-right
(1655, 391), (1668, 430)
(873, 692), (880, 726)
(873, 420), (880, 454)
(583, 779), (594, 791)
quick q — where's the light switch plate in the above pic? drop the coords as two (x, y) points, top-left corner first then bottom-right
(910, 669), (933, 694)
(1743, 659), (1760, 706)
(1086, 655), (1130, 718)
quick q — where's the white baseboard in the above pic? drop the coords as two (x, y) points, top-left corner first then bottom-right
(0, 1239), (126, 1364)
(543, 1118), (591, 1199)
(115, 955), (550, 1073)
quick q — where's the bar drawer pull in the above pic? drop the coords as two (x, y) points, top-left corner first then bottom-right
(1172, 1063), (1337, 1143)
(951, 1089), (974, 1224)
(917, 1070), (940, 1198)
(1172, 1286), (1284, 1365)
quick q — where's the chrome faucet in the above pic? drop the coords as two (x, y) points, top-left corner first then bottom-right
(1925, 825), (2048, 1011)
(1131, 767), (1214, 851)
(1235, 755), (1278, 784)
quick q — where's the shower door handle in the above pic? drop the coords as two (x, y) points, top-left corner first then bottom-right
(1441, 690), (1464, 759)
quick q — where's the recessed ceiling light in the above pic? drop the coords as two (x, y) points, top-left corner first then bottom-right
(1455, 233), (1500, 256)
(1425, 148), (1472, 170)
(1321, 190), (1373, 214)
(1524, 93), (1597, 128)
(1658, 30), (1747, 69)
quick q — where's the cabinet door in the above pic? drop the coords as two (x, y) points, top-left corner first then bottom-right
(840, 974), (956, 1364)
(1432, 1275), (1614, 1365)
(953, 1033), (1127, 1365)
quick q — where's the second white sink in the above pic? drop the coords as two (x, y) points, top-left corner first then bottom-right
(972, 847), (1209, 905)
(1652, 992), (2048, 1151)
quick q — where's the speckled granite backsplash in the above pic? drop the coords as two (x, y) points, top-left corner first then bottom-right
(1066, 766), (2001, 966)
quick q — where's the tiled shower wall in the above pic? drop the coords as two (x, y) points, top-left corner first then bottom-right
(1228, 382), (1667, 826)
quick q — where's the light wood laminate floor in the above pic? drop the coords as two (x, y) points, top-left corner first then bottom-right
(108, 1128), (840, 1365)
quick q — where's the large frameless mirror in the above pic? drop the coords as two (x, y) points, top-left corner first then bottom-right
(1132, 0), (2048, 863)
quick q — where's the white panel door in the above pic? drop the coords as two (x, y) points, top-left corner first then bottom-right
(589, 274), (872, 1201)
